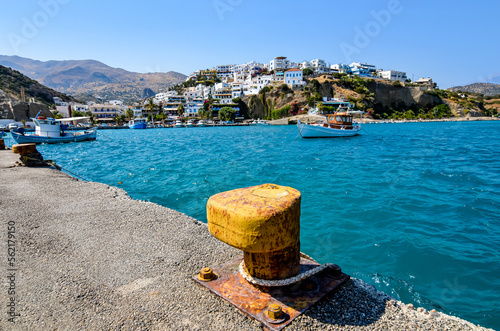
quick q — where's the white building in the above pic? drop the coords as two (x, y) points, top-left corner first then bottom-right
(284, 69), (305, 87)
(185, 98), (204, 117)
(216, 64), (234, 78)
(301, 59), (330, 74)
(53, 97), (68, 106)
(269, 57), (291, 71)
(349, 62), (377, 77)
(231, 82), (244, 99)
(132, 108), (143, 118)
(107, 100), (124, 106)
(183, 87), (203, 99)
(414, 77), (438, 90)
(212, 82), (233, 104)
(331, 63), (350, 74)
(89, 104), (124, 121)
(163, 95), (186, 115)
(377, 70), (407, 82)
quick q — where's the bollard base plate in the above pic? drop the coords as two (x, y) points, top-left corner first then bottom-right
(193, 257), (349, 331)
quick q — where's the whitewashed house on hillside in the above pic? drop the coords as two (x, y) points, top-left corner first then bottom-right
(377, 70), (407, 82)
(284, 69), (305, 87)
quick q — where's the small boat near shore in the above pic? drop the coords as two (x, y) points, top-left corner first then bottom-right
(186, 119), (194, 128)
(11, 115), (97, 144)
(297, 112), (361, 138)
(128, 118), (148, 129)
(174, 120), (184, 128)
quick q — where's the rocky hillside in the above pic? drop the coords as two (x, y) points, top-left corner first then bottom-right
(0, 55), (187, 102)
(0, 88), (54, 122)
(0, 65), (77, 106)
(448, 83), (500, 96)
(0, 65), (74, 121)
(242, 75), (490, 120)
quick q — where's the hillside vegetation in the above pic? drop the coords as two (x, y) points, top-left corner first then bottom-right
(242, 75), (494, 120)
(0, 65), (77, 107)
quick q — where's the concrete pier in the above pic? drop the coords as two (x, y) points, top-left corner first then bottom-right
(0, 150), (492, 330)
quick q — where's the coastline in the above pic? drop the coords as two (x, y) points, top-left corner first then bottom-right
(0, 149), (493, 330)
(268, 115), (500, 125)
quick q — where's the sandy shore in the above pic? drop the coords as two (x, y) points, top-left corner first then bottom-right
(268, 115), (500, 125)
(0, 149), (493, 330)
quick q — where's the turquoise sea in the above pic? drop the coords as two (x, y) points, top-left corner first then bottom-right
(10, 121), (500, 329)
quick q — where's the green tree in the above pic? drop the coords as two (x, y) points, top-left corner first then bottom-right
(177, 104), (185, 117)
(431, 104), (453, 118)
(51, 110), (63, 119)
(219, 107), (236, 121)
(198, 109), (207, 120)
(302, 68), (314, 76)
(126, 108), (134, 120)
(145, 98), (155, 111)
(116, 114), (126, 125)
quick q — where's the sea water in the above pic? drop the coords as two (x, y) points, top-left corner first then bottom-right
(28, 121), (499, 329)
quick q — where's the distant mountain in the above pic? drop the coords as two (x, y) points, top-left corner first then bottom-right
(0, 55), (187, 102)
(448, 83), (500, 96)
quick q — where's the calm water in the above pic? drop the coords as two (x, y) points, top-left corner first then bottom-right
(13, 121), (500, 329)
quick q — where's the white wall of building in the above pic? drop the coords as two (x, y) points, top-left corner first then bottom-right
(284, 69), (305, 86)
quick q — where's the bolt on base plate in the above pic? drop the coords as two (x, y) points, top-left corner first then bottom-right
(193, 257), (350, 331)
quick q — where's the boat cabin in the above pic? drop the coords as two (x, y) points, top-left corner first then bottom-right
(324, 112), (355, 130)
(33, 116), (62, 137)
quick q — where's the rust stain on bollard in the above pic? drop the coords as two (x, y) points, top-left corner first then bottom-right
(12, 143), (37, 155)
(207, 184), (301, 280)
(195, 184), (350, 331)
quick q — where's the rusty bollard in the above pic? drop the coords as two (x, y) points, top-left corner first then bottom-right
(0, 139), (5, 150)
(207, 184), (301, 280)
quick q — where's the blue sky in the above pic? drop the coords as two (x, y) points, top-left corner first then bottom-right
(1, 0), (499, 88)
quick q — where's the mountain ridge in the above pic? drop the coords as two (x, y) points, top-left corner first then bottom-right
(448, 83), (500, 96)
(0, 55), (187, 102)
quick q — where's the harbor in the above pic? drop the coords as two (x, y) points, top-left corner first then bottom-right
(0, 148), (493, 330)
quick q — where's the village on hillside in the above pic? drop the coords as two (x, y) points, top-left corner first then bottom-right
(50, 57), (438, 122)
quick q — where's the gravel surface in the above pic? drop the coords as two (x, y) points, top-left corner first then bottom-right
(0, 150), (493, 330)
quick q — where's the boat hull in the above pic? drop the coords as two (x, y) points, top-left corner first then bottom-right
(11, 129), (97, 144)
(297, 120), (360, 138)
(129, 123), (148, 129)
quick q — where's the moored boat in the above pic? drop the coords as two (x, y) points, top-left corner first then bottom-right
(255, 119), (269, 125)
(196, 120), (206, 127)
(128, 118), (148, 129)
(297, 111), (361, 138)
(11, 115), (97, 144)
(174, 120), (184, 128)
(186, 119), (194, 128)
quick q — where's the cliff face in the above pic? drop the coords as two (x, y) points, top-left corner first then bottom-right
(369, 82), (442, 112)
(0, 89), (52, 121)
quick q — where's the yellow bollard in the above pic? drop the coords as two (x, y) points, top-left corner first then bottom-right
(12, 143), (37, 155)
(207, 184), (301, 280)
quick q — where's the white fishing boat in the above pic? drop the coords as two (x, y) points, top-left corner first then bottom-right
(196, 120), (206, 127)
(186, 119), (194, 128)
(11, 115), (97, 144)
(297, 112), (361, 138)
(174, 120), (184, 128)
